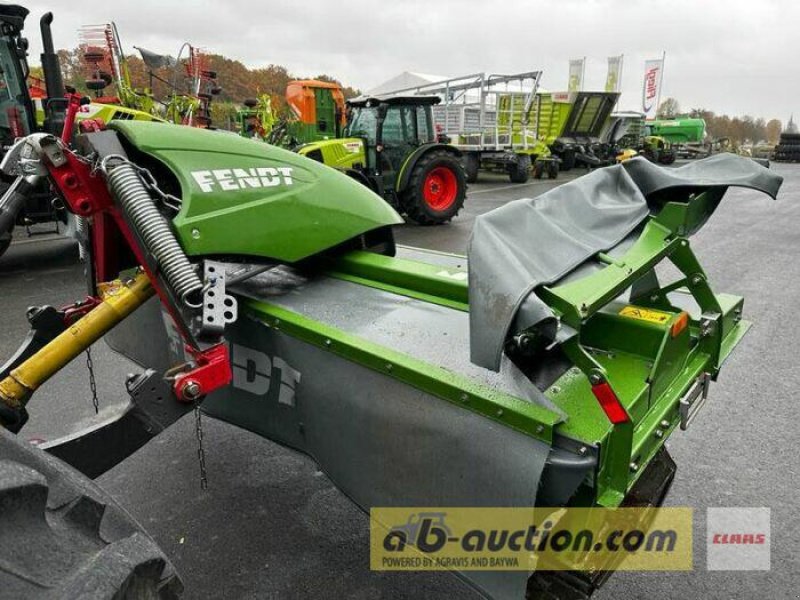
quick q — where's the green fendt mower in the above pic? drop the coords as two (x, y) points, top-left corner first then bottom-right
(298, 95), (467, 225)
(0, 96), (781, 600)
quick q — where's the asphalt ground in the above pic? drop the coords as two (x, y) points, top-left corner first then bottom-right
(0, 164), (797, 599)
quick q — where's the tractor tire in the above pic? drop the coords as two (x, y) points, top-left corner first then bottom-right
(547, 160), (559, 179)
(0, 428), (182, 599)
(509, 155), (531, 183)
(0, 224), (12, 259)
(659, 152), (677, 165)
(532, 161), (544, 179)
(402, 150), (466, 225)
(559, 149), (576, 171)
(464, 153), (480, 183)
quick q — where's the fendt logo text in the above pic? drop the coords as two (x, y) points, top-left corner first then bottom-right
(192, 167), (295, 193)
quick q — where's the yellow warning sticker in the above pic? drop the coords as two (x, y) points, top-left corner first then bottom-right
(619, 305), (672, 325)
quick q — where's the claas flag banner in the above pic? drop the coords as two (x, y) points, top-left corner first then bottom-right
(642, 56), (665, 119)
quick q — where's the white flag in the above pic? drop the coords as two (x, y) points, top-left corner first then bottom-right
(642, 57), (665, 118)
(605, 55), (623, 92)
(568, 58), (585, 92)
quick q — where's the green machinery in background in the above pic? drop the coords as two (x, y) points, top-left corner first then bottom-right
(295, 95), (467, 225)
(646, 118), (706, 146)
(238, 80), (345, 147)
(536, 90), (621, 170)
(604, 112), (677, 165)
(367, 72), (560, 183)
(237, 82), (467, 226)
(0, 6), (160, 258)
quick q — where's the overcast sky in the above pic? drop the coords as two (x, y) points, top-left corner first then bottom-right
(20, 0), (792, 121)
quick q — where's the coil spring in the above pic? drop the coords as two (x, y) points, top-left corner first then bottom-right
(104, 157), (203, 307)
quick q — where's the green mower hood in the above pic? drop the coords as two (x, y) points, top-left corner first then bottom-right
(108, 121), (403, 262)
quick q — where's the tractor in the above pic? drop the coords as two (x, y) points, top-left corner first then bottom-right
(0, 6), (160, 259)
(298, 95), (467, 225)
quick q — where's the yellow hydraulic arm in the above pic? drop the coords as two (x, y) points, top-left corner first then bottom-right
(0, 271), (153, 431)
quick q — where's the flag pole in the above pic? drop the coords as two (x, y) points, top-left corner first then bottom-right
(655, 50), (666, 117)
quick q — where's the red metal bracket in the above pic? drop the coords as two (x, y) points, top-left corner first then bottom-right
(172, 344), (232, 403)
(60, 297), (102, 325)
(61, 93), (84, 143)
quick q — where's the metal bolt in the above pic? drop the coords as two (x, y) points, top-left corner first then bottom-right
(182, 381), (202, 401)
(385, 363), (393, 371)
(535, 425), (545, 434)
(550, 386), (561, 394)
(650, 294), (660, 302)
(654, 430), (664, 439)
(496, 409), (504, 417)
(460, 393), (469, 403)
(589, 373), (603, 385)
(691, 275), (703, 286)
(660, 420), (671, 428)
(325, 339), (332, 346)
(629, 462), (640, 473)
(191, 228), (201, 239)
(578, 446), (588, 456)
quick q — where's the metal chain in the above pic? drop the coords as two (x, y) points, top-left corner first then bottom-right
(85, 348), (99, 414)
(194, 403), (208, 489)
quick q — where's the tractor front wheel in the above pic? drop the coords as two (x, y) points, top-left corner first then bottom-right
(659, 152), (677, 165)
(0, 428), (182, 598)
(403, 150), (466, 225)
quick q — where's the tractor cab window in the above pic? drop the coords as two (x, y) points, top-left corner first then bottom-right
(0, 33), (32, 142)
(345, 107), (378, 146)
(416, 107), (433, 143)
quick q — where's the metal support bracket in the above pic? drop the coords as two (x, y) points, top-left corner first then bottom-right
(679, 372), (711, 430)
(201, 260), (237, 335)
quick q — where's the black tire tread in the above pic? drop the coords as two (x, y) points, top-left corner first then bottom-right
(0, 428), (182, 599)
(509, 155), (531, 183)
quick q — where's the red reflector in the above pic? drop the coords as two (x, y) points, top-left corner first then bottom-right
(591, 382), (630, 424)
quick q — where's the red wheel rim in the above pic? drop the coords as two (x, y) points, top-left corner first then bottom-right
(422, 166), (457, 211)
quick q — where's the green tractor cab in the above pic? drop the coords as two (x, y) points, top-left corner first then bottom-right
(298, 95), (467, 225)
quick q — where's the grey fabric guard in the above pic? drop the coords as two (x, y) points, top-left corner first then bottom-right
(469, 153), (783, 371)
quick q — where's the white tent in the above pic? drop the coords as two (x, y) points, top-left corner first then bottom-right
(366, 71), (447, 97)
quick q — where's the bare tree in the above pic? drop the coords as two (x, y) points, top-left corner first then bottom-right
(657, 97), (681, 119)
